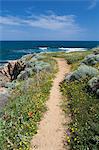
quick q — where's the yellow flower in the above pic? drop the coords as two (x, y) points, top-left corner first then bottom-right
(66, 136), (70, 140)
(74, 138), (77, 141)
(23, 141), (27, 145)
(67, 139), (70, 143)
(19, 142), (22, 146)
(75, 128), (77, 131)
(26, 132), (28, 136)
(71, 128), (74, 132)
(74, 110), (76, 113)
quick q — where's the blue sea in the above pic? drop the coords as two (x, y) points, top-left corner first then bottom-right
(0, 41), (99, 65)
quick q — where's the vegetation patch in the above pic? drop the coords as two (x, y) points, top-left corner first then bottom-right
(61, 79), (99, 150)
(0, 56), (57, 150)
(60, 49), (99, 150)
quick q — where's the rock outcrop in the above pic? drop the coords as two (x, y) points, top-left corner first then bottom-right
(0, 60), (25, 83)
(0, 53), (51, 109)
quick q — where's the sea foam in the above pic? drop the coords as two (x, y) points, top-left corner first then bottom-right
(58, 47), (87, 52)
(39, 47), (48, 50)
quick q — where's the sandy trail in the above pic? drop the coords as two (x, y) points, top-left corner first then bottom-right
(30, 58), (70, 150)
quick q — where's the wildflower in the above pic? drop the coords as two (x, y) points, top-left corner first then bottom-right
(66, 129), (71, 136)
(66, 136), (70, 140)
(67, 139), (70, 143)
(20, 142), (22, 146)
(71, 128), (75, 132)
(77, 140), (80, 143)
(28, 112), (33, 118)
(74, 138), (77, 141)
(26, 132), (28, 136)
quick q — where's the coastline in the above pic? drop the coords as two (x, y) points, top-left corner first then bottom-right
(0, 48), (99, 149)
(0, 48), (88, 67)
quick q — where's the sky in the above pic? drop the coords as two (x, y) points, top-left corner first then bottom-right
(0, 0), (99, 41)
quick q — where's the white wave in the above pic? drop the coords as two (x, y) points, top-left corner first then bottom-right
(66, 48), (87, 53)
(58, 47), (68, 50)
(59, 47), (87, 52)
(39, 47), (48, 50)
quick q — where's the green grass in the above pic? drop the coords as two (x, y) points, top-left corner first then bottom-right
(0, 57), (57, 150)
(63, 51), (92, 70)
(44, 51), (92, 70)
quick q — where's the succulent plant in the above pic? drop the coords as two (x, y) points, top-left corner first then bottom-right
(92, 47), (99, 55)
(88, 75), (99, 96)
(5, 80), (19, 90)
(65, 65), (99, 81)
(17, 70), (30, 81)
(33, 61), (51, 72)
(81, 54), (99, 66)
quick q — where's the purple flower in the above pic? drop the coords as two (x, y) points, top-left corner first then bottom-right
(66, 129), (71, 136)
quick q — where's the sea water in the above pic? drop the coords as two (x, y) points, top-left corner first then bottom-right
(0, 41), (99, 65)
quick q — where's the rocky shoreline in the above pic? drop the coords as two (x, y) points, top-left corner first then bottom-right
(0, 53), (50, 109)
(0, 54), (31, 108)
(1, 48), (99, 109)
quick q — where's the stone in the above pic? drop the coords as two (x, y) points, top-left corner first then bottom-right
(0, 60), (25, 81)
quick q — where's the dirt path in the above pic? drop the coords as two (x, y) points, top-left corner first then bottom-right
(30, 58), (70, 150)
